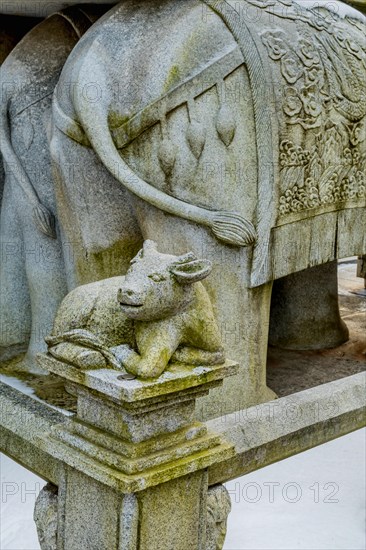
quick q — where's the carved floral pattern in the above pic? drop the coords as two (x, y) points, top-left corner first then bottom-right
(260, 1), (366, 218)
(281, 54), (303, 84)
(304, 64), (324, 88)
(300, 85), (322, 119)
(279, 135), (366, 216)
(297, 39), (321, 68)
(283, 88), (302, 118)
(261, 31), (287, 60)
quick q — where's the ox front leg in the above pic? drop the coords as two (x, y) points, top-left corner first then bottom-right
(172, 346), (225, 366)
(119, 325), (180, 379)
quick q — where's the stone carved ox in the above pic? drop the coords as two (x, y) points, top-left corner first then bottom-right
(47, 0), (365, 415)
(0, 5), (110, 372)
(46, 241), (225, 379)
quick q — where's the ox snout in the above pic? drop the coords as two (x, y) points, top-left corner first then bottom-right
(117, 287), (145, 308)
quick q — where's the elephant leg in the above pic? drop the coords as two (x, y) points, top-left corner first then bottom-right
(50, 128), (142, 289)
(269, 261), (349, 350)
(2, 107), (69, 373)
(357, 256), (366, 289)
(0, 176), (31, 360)
(132, 201), (276, 419)
(21, 220), (68, 373)
(0, 158), (4, 206)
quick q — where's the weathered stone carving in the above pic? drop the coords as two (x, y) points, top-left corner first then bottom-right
(51, 3), (258, 255)
(259, 14), (366, 218)
(46, 241), (225, 378)
(49, 0), (365, 414)
(32, 475), (232, 550)
(49, 0), (366, 285)
(37, 344), (238, 549)
(0, 1), (361, 418)
(0, 6), (109, 371)
(206, 484), (232, 550)
(34, 483), (58, 550)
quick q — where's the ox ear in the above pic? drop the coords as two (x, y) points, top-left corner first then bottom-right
(174, 252), (197, 265)
(130, 248), (143, 265)
(170, 259), (212, 284)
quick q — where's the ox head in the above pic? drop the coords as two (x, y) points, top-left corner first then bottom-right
(117, 241), (212, 321)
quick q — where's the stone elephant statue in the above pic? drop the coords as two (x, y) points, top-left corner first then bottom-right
(0, 5), (110, 372)
(51, 0), (366, 417)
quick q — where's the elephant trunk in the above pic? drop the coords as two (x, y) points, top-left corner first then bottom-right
(0, 93), (56, 238)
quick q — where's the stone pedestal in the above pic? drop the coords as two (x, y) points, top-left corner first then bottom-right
(36, 354), (237, 549)
(269, 261), (349, 351)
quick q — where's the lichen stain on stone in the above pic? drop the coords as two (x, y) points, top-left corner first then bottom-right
(0, 354), (30, 379)
(65, 123), (90, 147)
(108, 110), (131, 131)
(75, 238), (141, 286)
(164, 65), (181, 93)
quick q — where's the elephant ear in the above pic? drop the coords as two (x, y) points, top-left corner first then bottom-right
(170, 259), (212, 284)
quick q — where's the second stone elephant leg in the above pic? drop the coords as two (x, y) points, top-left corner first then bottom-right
(15, 188), (67, 373)
(2, 102), (70, 372)
(269, 261), (349, 350)
(0, 175), (31, 360)
(50, 127), (143, 289)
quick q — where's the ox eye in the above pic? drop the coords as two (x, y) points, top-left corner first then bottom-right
(148, 273), (166, 282)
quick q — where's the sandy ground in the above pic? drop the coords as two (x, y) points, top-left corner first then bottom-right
(268, 259), (366, 396)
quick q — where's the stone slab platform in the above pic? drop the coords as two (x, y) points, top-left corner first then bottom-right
(0, 371), (364, 489)
(37, 356), (238, 404)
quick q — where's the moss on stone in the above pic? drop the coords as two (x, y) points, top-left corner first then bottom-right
(108, 111), (131, 131)
(0, 355), (77, 412)
(164, 65), (181, 92)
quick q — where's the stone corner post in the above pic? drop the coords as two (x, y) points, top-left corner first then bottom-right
(36, 354), (238, 550)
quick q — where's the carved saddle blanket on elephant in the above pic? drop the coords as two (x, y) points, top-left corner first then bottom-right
(53, 0), (366, 287)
